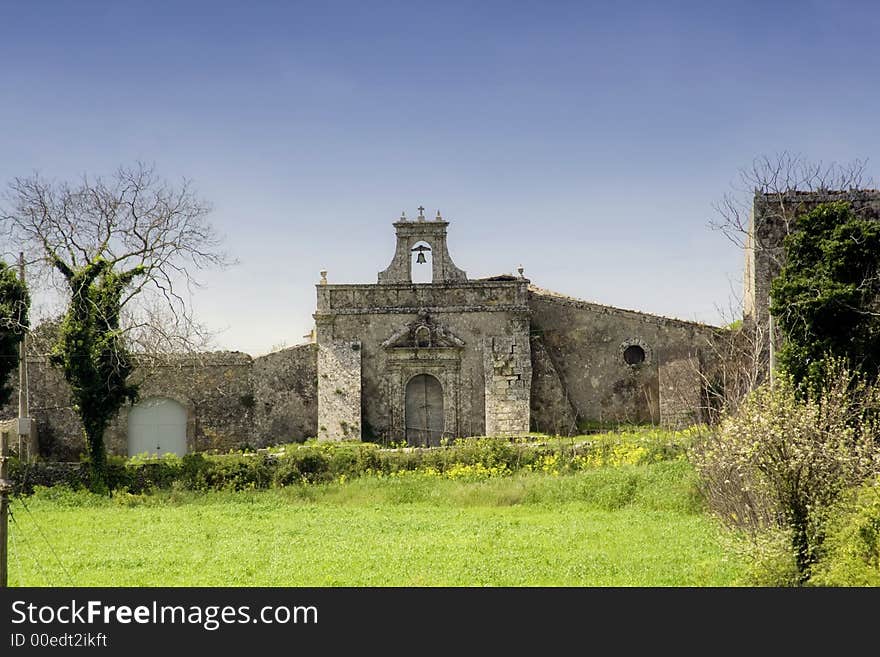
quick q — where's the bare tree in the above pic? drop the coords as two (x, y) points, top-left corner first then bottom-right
(3, 162), (228, 372)
(0, 163), (231, 488)
(701, 153), (875, 412)
(710, 151), (873, 252)
(698, 313), (769, 423)
(2, 163), (229, 335)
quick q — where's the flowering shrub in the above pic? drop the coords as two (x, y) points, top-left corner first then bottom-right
(691, 362), (880, 583)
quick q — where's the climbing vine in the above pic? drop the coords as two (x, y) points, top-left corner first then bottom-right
(0, 259), (29, 408)
(49, 256), (145, 492)
(770, 201), (880, 389)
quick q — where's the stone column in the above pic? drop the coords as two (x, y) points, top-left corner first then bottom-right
(483, 335), (532, 437)
(317, 339), (362, 441)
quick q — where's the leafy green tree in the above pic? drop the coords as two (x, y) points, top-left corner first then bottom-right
(48, 258), (143, 491)
(770, 201), (880, 388)
(0, 259), (29, 407)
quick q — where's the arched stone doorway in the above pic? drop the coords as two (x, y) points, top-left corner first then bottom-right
(127, 397), (188, 457)
(405, 374), (444, 446)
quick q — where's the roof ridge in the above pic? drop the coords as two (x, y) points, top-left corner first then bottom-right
(527, 284), (718, 329)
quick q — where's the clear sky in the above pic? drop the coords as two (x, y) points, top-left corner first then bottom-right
(1, 0), (877, 355)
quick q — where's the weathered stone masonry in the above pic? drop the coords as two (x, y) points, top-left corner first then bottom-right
(484, 334), (532, 437)
(315, 214), (533, 443)
(3, 208), (723, 457)
(527, 286), (715, 428)
(1, 346), (318, 457)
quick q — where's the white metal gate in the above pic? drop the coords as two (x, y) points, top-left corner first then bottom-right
(127, 397), (187, 457)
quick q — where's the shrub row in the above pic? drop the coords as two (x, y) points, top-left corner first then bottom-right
(9, 429), (697, 495)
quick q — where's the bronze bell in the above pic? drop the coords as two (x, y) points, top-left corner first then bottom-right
(412, 244), (430, 264)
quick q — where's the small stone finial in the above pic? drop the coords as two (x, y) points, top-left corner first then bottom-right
(319, 270), (328, 285)
(435, 210), (442, 221)
(517, 264), (524, 278)
(417, 205), (425, 220)
(400, 210), (407, 221)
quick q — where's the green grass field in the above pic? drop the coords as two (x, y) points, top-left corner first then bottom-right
(7, 460), (746, 586)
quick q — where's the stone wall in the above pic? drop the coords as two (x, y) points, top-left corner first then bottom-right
(529, 336), (577, 435)
(100, 351), (254, 454)
(0, 359), (83, 460)
(315, 278), (532, 442)
(741, 190), (880, 385)
(528, 286), (715, 427)
(4, 278), (718, 456)
(252, 344), (318, 446)
(658, 357), (704, 428)
(316, 338), (362, 441)
(316, 281), (527, 313)
(1, 347), (319, 459)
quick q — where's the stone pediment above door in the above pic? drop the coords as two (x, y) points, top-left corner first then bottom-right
(381, 312), (466, 350)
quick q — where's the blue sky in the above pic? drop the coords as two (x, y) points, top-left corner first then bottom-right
(2, 1), (877, 354)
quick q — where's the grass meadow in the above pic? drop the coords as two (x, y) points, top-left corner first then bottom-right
(7, 459), (747, 586)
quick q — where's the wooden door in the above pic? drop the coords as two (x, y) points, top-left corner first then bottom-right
(405, 374), (444, 446)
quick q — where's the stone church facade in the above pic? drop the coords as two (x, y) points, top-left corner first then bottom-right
(3, 208), (720, 458)
(316, 211), (533, 444)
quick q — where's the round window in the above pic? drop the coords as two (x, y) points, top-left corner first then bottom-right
(623, 344), (646, 365)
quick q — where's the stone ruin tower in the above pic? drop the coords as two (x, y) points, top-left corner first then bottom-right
(744, 189), (880, 331)
(314, 208), (532, 444)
